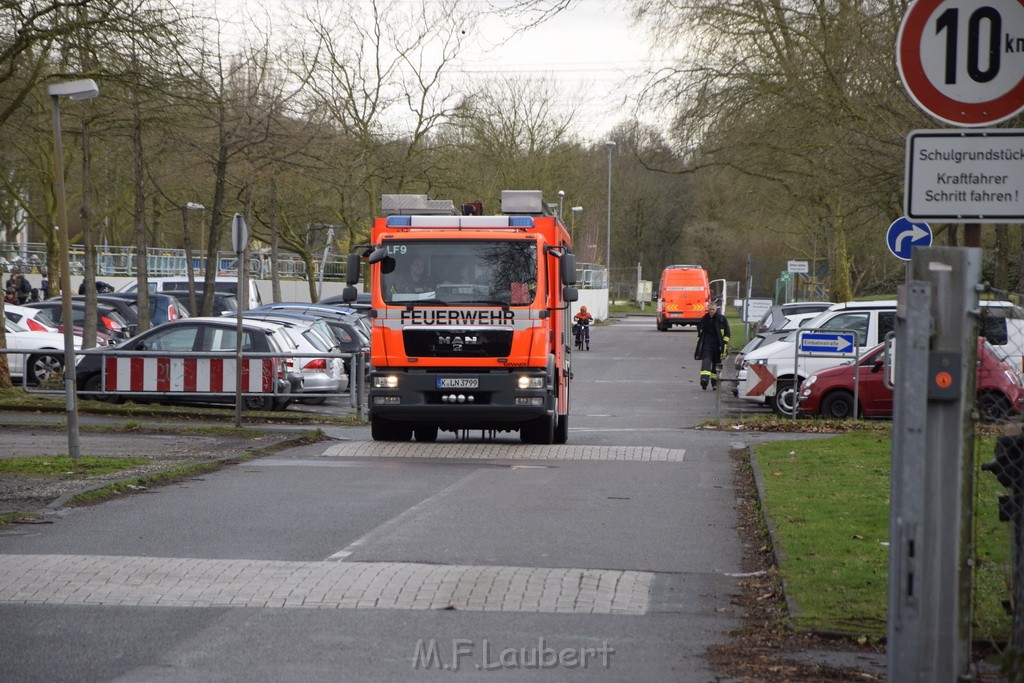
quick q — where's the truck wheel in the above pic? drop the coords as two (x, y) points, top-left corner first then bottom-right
(820, 390), (855, 419)
(413, 425), (438, 442)
(657, 320), (668, 331)
(371, 417), (413, 442)
(521, 415), (555, 444)
(554, 415), (568, 444)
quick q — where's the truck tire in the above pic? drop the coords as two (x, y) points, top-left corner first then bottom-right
(554, 415), (568, 444)
(413, 425), (438, 442)
(520, 414), (555, 444)
(371, 416), (413, 442)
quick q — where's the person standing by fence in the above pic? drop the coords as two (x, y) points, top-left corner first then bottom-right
(4, 268), (32, 305)
(694, 299), (731, 390)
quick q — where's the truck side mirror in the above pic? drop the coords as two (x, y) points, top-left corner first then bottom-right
(345, 253), (361, 286)
(561, 253), (576, 286)
(563, 286), (578, 303)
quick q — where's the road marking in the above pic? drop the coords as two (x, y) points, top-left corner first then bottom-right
(321, 442), (685, 461)
(0, 554), (652, 615)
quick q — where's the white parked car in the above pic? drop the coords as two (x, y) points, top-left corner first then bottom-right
(3, 320), (82, 385)
(4, 303), (59, 333)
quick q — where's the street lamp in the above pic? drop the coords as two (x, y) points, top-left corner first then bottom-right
(181, 202), (204, 316)
(570, 206), (583, 244)
(605, 140), (616, 278)
(49, 78), (99, 459)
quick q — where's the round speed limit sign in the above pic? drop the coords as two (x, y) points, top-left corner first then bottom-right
(897, 0), (1024, 126)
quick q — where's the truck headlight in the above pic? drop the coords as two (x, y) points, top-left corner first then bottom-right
(517, 376), (545, 389)
(372, 375), (399, 388)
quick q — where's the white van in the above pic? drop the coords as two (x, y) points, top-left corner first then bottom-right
(117, 277), (261, 310)
(739, 298), (1024, 416)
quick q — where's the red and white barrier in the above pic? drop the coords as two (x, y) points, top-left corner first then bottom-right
(103, 357), (279, 393)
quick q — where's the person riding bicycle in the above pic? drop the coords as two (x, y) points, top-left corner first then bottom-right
(573, 305), (593, 351)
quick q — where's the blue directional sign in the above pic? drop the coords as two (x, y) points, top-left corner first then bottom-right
(886, 217), (932, 261)
(799, 332), (857, 355)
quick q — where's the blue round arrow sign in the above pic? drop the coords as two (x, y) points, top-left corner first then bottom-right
(887, 217), (932, 261)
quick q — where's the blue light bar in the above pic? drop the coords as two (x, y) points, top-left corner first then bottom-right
(509, 216), (534, 227)
(386, 216), (412, 227)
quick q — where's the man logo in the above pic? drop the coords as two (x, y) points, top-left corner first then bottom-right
(438, 335), (478, 351)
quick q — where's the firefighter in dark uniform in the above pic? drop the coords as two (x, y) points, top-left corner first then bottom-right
(694, 299), (731, 390)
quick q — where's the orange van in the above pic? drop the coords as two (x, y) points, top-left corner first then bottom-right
(656, 265), (710, 330)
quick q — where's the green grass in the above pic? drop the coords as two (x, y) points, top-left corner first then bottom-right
(0, 456), (149, 477)
(754, 430), (1012, 640)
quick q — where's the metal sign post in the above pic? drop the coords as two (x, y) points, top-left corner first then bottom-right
(232, 213), (249, 428)
(888, 246), (980, 682)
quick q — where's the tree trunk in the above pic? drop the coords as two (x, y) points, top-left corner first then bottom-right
(270, 176), (281, 303)
(81, 121), (98, 348)
(132, 93), (150, 332)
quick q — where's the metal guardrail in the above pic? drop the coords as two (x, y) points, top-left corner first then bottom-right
(0, 347), (367, 418)
(0, 242), (348, 281)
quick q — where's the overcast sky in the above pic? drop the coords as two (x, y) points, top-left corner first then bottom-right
(211, 0), (667, 141)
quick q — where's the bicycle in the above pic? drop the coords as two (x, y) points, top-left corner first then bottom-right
(573, 323), (585, 351)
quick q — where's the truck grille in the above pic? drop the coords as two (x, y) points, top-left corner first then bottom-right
(403, 329), (514, 357)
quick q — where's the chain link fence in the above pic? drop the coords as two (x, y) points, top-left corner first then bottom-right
(974, 286), (1024, 662)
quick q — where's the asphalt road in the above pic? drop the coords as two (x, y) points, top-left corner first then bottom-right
(0, 315), (812, 682)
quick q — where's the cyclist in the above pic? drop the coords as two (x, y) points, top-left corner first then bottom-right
(573, 305), (593, 351)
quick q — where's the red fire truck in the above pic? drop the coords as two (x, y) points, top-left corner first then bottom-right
(343, 191), (579, 444)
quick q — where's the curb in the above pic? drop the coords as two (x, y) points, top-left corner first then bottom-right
(38, 430), (333, 515)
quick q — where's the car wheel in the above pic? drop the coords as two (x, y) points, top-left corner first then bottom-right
(978, 390), (1011, 423)
(82, 374), (121, 404)
(299, 396), (328, 406)
(769, 380), (801, 418)
(242, 395), (274, 411)
(820, 390), (856, 420)
(27, 353), (63, 386)
(413, 425), (438, 442)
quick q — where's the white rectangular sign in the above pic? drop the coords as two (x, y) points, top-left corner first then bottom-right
(741, 298), (773, 323)
(787, 260), (809, 274)
(905, 129), (1024, 223)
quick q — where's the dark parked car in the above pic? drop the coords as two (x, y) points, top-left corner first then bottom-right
(27, 300), (132, 341)
(319, 291), (371, 311)
(75, 317), (295, 411)
(99, 291), (189, 327)
(71, 295), (141, 336)
(251, 304), (371, 377)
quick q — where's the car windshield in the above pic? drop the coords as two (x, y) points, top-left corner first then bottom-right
(380, 239), (538, 306)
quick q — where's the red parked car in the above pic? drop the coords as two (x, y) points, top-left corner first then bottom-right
(797, 339), (1024, 422)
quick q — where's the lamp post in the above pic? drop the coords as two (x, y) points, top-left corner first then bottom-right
(605, 140), (616, 280)
(570, 206), (583, 245)
(49, 78), (99, 459)
(181, 202), (204, 316)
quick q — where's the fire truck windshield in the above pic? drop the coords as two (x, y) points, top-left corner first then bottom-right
(381, 240), (538, 306)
